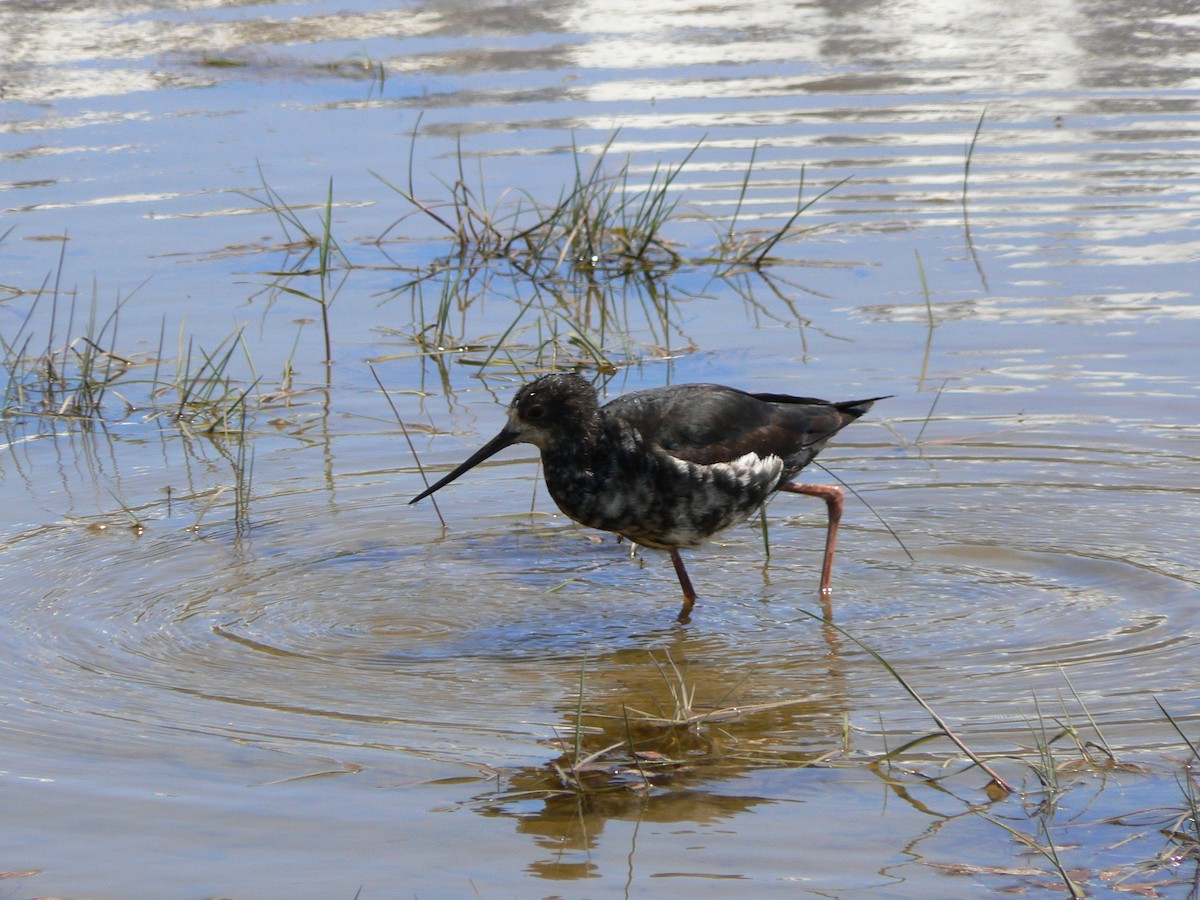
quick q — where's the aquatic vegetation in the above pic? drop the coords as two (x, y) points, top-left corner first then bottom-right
(241, 170), (346, 375)
(1, 283), (258, 436)
(365, 128), (842, 375)
(0, 236), (274, 523)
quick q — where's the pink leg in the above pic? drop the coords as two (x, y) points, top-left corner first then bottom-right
(777, 482), (844, 595)
(669, 548), (697, 620)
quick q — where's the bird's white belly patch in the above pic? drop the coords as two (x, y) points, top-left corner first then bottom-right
(710, 451), (783, 487)
(666, 450), (783, 488)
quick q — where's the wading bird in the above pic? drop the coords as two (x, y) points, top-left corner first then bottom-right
(411, 373), (885, 619)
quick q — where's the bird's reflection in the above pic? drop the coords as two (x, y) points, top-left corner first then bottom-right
(472, 628), (852, 880)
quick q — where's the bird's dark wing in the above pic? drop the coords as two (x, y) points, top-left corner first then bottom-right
(603, 384), (873, 468)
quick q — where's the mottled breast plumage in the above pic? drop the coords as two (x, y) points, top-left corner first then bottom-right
(537, 394), (794, 549)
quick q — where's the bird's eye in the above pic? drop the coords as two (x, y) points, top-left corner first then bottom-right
(526, 404), (545, 420)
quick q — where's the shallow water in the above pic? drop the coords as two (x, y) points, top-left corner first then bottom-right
(3, 0), (1200, 897)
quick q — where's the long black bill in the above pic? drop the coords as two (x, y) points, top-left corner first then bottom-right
(409, 428), (520, 504)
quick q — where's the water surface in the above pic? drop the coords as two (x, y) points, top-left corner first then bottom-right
(2, 0), (1199, 896)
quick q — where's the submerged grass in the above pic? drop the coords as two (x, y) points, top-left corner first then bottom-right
(479, 641), (1200, 897)
(490, 628), (1013, 809)
(246, 172), (347, 373)
(1, 262), (266, 535)
(513, 649), (829, 801)
(953, 694), (1200, 896)
(1, 243), (273, 443)
(362, 129), (842, 376)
